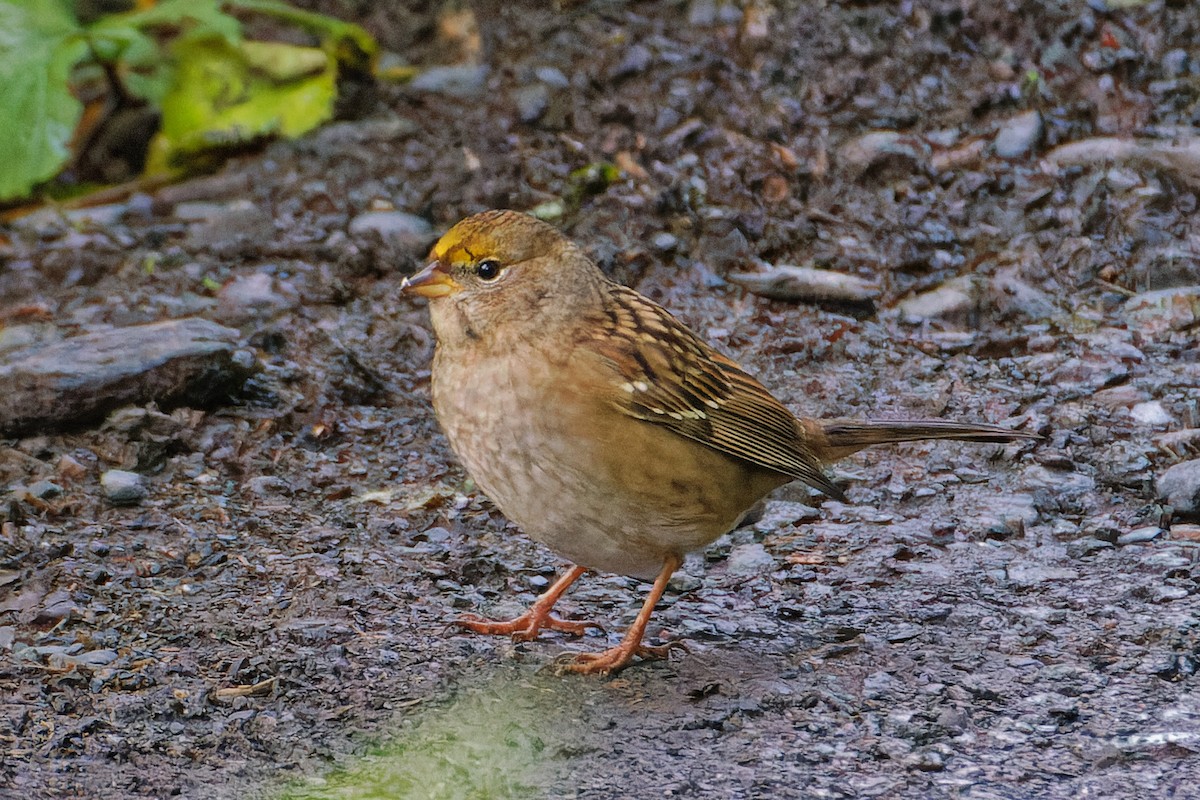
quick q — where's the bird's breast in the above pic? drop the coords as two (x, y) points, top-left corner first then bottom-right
(429, 342), (786, 578)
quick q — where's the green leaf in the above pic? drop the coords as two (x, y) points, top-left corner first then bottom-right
(97, 0), (241, 48)
(0, 0), (88, 201)
(145, 35), (336, 175)
(87, 0), (243, 105)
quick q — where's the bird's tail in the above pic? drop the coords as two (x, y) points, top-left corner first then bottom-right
(809, 418), (1038, 461)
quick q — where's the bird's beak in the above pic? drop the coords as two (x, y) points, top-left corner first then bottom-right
(401, 260), (460, 298)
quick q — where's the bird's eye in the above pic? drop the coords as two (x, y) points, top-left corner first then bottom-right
(475, 259), (502, 281)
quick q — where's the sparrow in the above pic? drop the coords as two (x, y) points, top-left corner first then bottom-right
(402, 210), (1036, 674)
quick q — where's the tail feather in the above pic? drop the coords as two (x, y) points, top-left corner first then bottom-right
(812, 418), (1038, 461)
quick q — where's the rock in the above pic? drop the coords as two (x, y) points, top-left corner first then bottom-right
(57, 454), (87, 480)
(1156, 429), (1200, 457)
(1130, 401), (1173, 426)
(184, 199), (273, 251)
(753, 501), (821, 535)
(26, 481), (63, 499)
(863, 670), (900, 699)
(987, 269), (1056, 320)
(173, 201), (227, 222)
(1162, 48), (1190, 77)
(994, 110), (1042, 158)
(61, 203), (128, 227)
(410, 65), (488, 97)
(729, 264), (879, 305)
(513, 83), (550, 123)
(1158, 460), (1200, 517)
(897, 276), (978, 323)
(651, 232), (679, 253)
(349, 211), (435, 250)
(75, 648), (119, 667)
(669, 572), (702, 592)
(1021, 465), (1097, 497)
(0, 318), (256, 436)
(978, 493), (1040, 536)
(611, 44), (653, 80)
(1067, 538), (1113, 559)
(0, 323), (62, 356)
(1117, 526), (1164, 546)
(1169, 523), (1200, 542)
(533, 67), (569, 88)
(695, 220), (751, 272)
(839, 131), (930, 179)
(1092, 385), (1149, 409)
(101, 470), (147, 505)
(1151, 586), (1190, 603)
(725, 543), (777, 578)
(246, 476), (290, 496)
(1006, 564), (1079, 585)
(1046, 137), (1200, 191)
(306, 115), (418, 149)
(1125, 286), (1200, 336)
(1045, 356), (1129, 392)
(216, 272), (293, 323)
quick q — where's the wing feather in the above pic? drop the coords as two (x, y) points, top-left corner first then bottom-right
(583, 285), (844, 500)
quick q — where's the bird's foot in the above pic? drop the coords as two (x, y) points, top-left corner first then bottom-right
(456, 610), (601, 643)
(551, 639), (688, 676)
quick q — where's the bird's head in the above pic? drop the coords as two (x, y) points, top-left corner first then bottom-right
(403, 210), (604, 349)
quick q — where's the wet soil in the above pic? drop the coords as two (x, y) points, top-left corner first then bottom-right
(2, 1), (1199, 797)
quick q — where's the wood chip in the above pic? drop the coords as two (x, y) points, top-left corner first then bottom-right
(211, 676), (278, 701)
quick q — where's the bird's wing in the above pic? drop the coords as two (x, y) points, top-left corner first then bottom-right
(582, 285), (845, 500)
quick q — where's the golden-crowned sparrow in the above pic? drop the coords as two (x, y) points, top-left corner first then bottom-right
(403, 210), (1037, 675)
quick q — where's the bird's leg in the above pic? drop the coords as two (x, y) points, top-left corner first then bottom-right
(556, 554), (685, 676)
(456, 565), (600, 642)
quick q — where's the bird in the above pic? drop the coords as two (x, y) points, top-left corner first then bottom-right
(402, 209), (1037, 675)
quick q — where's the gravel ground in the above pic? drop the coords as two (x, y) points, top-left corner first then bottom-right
(2, 1), (1199, 797)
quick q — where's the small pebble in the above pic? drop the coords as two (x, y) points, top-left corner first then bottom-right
(669, 572), (702, 592)
(57, 454), (87, 480)
(246, 476), (289, 496)
(1152, 586), (1190, 603)
(533, 66), (569, 88)
(77, 649), (119, 666)
(1007, 564), (1079, 585)
(1169, 523), (1200, 542)
(1125, 287), (1200, 336)
(1021, 465), (1097, 496)
(840, 131), (929, 178)
(994, 110), (1043, 158)
(1162, 48), (1190, 78)
(410, 65), (488, 97)
(1131, 401), (1173, 426)
(216, 272), (291, 323)
(897, 276), (977, 323)
(101, 470), (147, 505)
(652, 232), (679, 253)
(988, 269), (1056, 320)
(1117, 526), (1164, 546)
(725, 543), (776, 577)
(514, 83), (550, 123)
(27, 480), (63, 499)
(349, 211), (434, 249)
(1158, 460), (1200, 516)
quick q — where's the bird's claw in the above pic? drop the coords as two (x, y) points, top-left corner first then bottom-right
(455, 611), (602, 642)
(548, 638), (688, 676)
